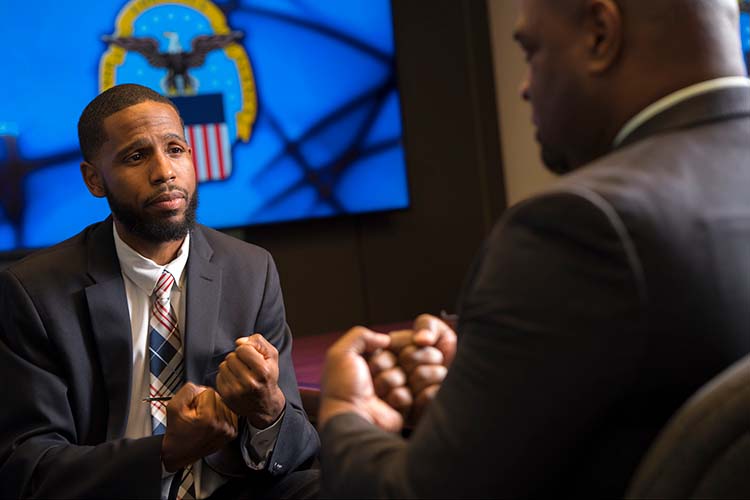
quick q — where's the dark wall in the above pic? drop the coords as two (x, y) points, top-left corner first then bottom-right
(243, 0), (506, 336)
(0, 0), (505, 338)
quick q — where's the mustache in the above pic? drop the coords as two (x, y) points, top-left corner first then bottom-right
(143, 186), (190, 207)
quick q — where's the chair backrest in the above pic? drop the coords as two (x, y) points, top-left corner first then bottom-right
(626, 353), (750, 498)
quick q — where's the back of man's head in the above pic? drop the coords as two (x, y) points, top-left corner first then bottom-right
(78, 84), (181, 163)
(517, 0), (746, 172)
(601, 0), (745, 149)
(617, 0), (742, 78)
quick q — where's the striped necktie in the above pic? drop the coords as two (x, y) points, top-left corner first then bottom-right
(148, 270), (195, 500)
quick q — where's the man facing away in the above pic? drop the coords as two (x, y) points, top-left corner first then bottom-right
(319, 0), (750, 497)
(0, 84), (319, 499)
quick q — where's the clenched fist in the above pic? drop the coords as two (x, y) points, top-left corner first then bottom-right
(216, 334), (286, 429)
(161, 383), (238, 472)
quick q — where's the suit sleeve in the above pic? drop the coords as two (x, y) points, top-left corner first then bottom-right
(0, 269), (163, 499)
(253, 252), (319, 475)
(320, 190), (648, 497)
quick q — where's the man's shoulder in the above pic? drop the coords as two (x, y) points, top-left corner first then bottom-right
(503, 117), (750, 251)
(570, 114), (749, 190)
(193, 224), (272, 264)
(3, 222), (104, 287)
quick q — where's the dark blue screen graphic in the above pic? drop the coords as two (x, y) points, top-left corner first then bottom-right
(0, 0), (409, 252)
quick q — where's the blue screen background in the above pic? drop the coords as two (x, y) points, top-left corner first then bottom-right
(0, 0), (409, 251)
(742, 1), (750, 69)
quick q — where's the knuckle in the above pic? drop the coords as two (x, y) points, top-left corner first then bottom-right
(369, 350), (395, 373)
(256, 365), (270, 382)
(414, 364), (432, 379)
(387, 386), (413, 408)
(422, 346), (444, 364)
(350, 325), (369, 337)
(244, 375), (261, 392)
(400, 345), (417, 357)
(415, 313), (433, 325)
(267, 342), (279, 357)
(415, 384), (440, 408)
(381, 367), (406, 387)
(208, 420), (224, 435)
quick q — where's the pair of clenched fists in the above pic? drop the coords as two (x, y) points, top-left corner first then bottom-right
(161, 335), (286, 472)
(319, 314), (458, 432)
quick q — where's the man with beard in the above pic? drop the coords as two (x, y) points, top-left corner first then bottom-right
(317, 0), (750, 497)
(0, 84), (319, 499)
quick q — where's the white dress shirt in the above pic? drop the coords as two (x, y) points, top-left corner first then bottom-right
(613, 76), (750, 147)
(113, 226), (283, 499)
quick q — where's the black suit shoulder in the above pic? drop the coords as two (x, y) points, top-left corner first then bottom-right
(193, 224), (275, 277)
(195, 223), (271, 259)
(4, 222), (102, 290)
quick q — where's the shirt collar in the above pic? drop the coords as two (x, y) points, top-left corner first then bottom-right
(113, 224), (191, 296)
(613, 76), (750, 147)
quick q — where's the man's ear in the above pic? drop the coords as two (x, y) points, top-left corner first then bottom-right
(583, 0), (623, 74)
(80, 161), (106, 198)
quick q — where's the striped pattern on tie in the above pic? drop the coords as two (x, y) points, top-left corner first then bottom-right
(148, 270), (195, 500)
(148, 270), (183, 434)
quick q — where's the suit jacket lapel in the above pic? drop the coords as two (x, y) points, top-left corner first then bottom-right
(84, 218), (133, 440)
(184, 226), (221, 384)
(619, 86), (750, 149)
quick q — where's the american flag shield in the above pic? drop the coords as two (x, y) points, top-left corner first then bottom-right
(171, 94), (232, 182)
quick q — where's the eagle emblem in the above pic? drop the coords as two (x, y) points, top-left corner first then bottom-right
(98, 0), (258, 185)
(102, 31), (243, 95)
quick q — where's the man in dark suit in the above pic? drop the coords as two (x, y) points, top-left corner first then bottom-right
(317, 0), (750, 497)
(0, 84), (318, 498)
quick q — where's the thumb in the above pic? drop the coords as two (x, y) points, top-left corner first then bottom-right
(413, 328), (439, 347)
(173, 382), (206, 408)
(331, 326), (391, 358)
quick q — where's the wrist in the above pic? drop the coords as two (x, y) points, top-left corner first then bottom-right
(161, 436), (180, 473)
(318, 398), (373, 431)
(248, 388), (286, 428)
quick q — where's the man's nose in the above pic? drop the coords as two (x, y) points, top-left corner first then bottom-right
(150, 151), (176, 184)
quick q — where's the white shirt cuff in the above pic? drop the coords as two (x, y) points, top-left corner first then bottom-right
(239, 409), (285, 470)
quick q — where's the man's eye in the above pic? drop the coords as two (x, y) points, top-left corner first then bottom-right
(126, 152), (143, 162)
(169, 146), (185, 154)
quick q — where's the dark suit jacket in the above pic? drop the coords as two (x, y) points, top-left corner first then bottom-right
(321, 86), (750, 497)
(0, 219), (319, 498)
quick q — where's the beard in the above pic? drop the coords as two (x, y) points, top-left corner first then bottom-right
(537, 132), (574, 175)
(104, 185), (198, 243)
(540, 144), (574, 175)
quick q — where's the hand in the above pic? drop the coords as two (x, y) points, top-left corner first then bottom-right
(370, 314), (457, 423)
(411, 313), (458, 368)
(368, 347), (412, 419)
(161, 383), (238, 472)
(216, 334), (286, 429)
(319, 326), (404, 432)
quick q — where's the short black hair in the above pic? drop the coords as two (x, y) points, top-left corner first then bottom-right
(77, 83), (182, 162)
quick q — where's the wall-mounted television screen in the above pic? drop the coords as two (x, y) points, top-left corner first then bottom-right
(0, 0), (409, 252)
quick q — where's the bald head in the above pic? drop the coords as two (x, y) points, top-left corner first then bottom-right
(515, 0), (745, 173)
(616, 0), (743, 82)
(545, 0), (743, 78)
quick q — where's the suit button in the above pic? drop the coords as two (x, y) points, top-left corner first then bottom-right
(273, 462), (283, 471)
